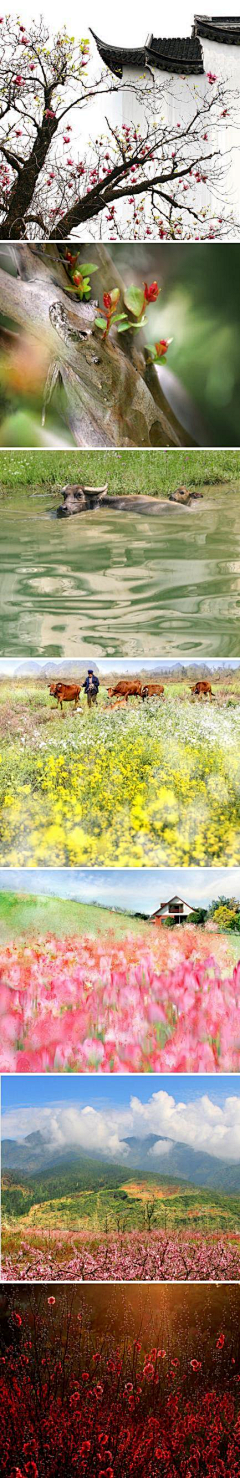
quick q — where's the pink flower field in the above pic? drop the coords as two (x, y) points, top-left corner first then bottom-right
(0, 924), (239, 1073)
(2, 1229), (240, 1282)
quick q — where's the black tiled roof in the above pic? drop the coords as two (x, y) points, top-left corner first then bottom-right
(147, 35), (204, 72)
(91, 28), (204, 76)
(195, 15), (240, 44)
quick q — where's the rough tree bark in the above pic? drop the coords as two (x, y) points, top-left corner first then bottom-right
(0, 244), (194, 448)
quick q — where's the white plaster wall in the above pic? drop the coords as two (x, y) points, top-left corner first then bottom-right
(114, 64), (216, 226)
(201, 38), (240, 218)
(112, 46), (240, 232)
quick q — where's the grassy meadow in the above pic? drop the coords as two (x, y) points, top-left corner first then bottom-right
(0, 447), (239, 495)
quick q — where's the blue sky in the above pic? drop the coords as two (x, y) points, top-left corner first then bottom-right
(1, 866), (240, 912)
(3, 1075), (240, 1164)
(3, 1072), (237, 1116)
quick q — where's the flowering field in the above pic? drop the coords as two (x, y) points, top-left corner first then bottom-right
(2, 1227), (240, 1283)
(0, 923), (239, 1073)
(1, 1289), (240, 1477)
(0, 686), (240, 864)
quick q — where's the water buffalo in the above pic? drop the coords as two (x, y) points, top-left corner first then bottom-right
(49, 681), (81, 712)
(57, 483), (108, 516)
(141, 683), (165, 700)
(190, 680), (212, 698)
(169, 486), (203, 504)
(56, 484), (198, 518)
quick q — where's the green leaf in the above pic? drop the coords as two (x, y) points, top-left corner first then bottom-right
(111, 312), (128, 323)
(123, 284), (145, 319)
(62, 283), (80, 295)
(80, 262), (99, 275)
(117, 322), (131, 332)
(110, 288), (120, 306)
(132, 317), (147, 331)
(95, 316), (107, 330)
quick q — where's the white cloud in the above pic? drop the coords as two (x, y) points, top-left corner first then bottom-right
(3, 1088), (240, 1163)
(149, 1139), (173, 1157)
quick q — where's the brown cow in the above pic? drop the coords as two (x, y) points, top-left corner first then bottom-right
(107, 679), (143, 704)
(190, 680), (212, 699)
(49, 681), (81, 712)
(141, 683), (164, 700)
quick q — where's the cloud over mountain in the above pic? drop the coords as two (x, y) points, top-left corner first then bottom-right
(3, 1088), (240, 1165)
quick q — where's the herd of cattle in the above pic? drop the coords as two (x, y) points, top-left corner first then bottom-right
(48, 678), (213, 712)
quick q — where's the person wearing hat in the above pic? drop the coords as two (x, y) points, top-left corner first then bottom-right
(83, 669), (99, 708)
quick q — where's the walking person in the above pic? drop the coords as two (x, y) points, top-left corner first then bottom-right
(83, 669), (99, 709)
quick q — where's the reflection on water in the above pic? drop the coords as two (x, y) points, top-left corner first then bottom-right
(0, 487), (240, 657)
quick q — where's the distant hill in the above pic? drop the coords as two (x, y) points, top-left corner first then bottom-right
(2, 1131), (240, 1193)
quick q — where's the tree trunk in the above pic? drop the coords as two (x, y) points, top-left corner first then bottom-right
(0, 244), (195, 447)
(1, 117), (58, 239)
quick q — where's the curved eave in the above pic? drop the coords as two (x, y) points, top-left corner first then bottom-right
(195, 16), (240, 45)
(90, 28), (146, 76)
(146, 46), (204, 74)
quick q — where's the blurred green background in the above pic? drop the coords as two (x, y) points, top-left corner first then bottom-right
(111, 244), (240, 447)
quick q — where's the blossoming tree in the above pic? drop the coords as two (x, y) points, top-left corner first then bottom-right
(0, 16), (237, 241)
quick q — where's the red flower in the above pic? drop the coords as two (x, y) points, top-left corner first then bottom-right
(72, 272), (82, 288)
(155, 338), (170, 357)
(12, 1312), (22, 1326)
(103, 292), (112, 311)
(190, 1360), (202, 1371)
(144, 281), (159, 303)
(216, 1333), (225, 1349)
(47, 1296), (55, 1307)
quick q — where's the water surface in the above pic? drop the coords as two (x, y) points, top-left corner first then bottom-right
(0, 486), (239, 657)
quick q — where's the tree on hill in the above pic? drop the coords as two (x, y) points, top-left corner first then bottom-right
(0, 17), (237, 241)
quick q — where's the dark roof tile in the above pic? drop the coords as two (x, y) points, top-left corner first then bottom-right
(195, 15), (240, 45)
(147, 34), (203, 72)
(90, 31), (146, 77)
(91, 28), (204, 76)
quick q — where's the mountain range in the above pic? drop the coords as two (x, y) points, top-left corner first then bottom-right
(2, 1130), (240, 1193)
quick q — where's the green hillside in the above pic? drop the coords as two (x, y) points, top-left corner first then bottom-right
(0, 890), (149, 942)
(2, 1162), (240, 1237)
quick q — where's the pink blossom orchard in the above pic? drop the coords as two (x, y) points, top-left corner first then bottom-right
(0, 925), (239, 1073)
(2, 1230), (240, 1283)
